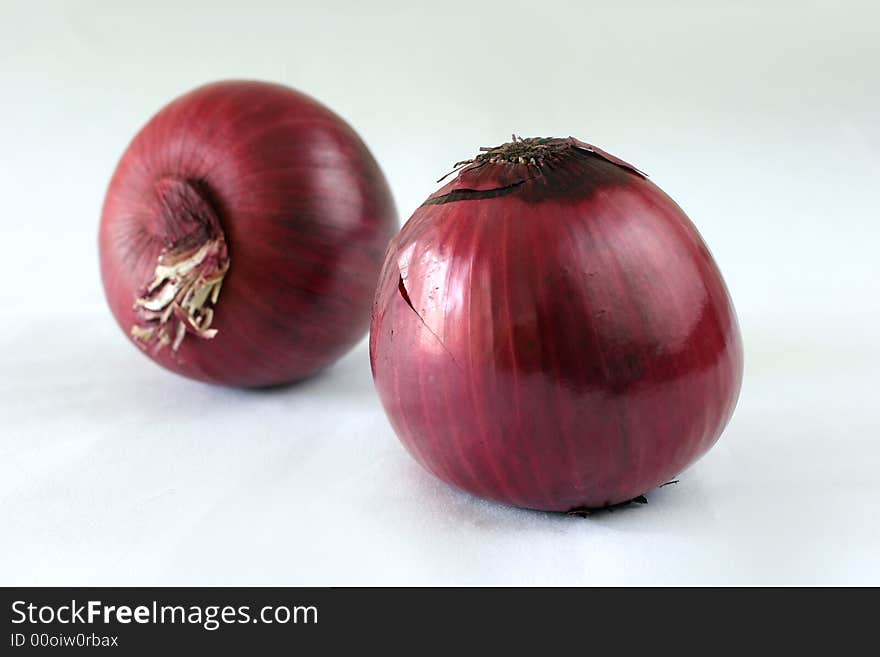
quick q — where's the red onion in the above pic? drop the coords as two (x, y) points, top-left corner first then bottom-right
(100, 80), (397, 386)
(370, 137), (743, 511)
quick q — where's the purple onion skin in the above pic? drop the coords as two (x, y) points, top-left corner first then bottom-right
(100, 81), (397, 386)
(370, 138), (743, 512)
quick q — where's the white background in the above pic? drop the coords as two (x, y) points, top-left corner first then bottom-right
(2, 0), (878, 585)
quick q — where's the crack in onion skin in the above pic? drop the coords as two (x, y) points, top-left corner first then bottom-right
(100, 80), (397, 386)
(370, 137), (743, 512)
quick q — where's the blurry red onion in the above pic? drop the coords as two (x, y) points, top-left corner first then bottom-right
(100, 80), (397, 386)
(370, 137), (743, 511)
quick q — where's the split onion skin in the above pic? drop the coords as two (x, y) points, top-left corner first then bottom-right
(370, 138), (743, 512)
(100, 80), (397, 386)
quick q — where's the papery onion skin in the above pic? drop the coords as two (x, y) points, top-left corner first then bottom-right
(370, 137), (743, 512)
(100, 80), (397, 386)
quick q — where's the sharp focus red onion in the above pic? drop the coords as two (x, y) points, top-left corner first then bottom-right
(100, 80), (397, 386)
(369, 136), (743, 511)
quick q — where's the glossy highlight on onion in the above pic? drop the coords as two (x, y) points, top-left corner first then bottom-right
(370, 136), (743, 512)
(100, 80), (397, 386)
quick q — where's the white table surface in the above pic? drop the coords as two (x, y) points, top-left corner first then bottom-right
(2, 0), (878, 585)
